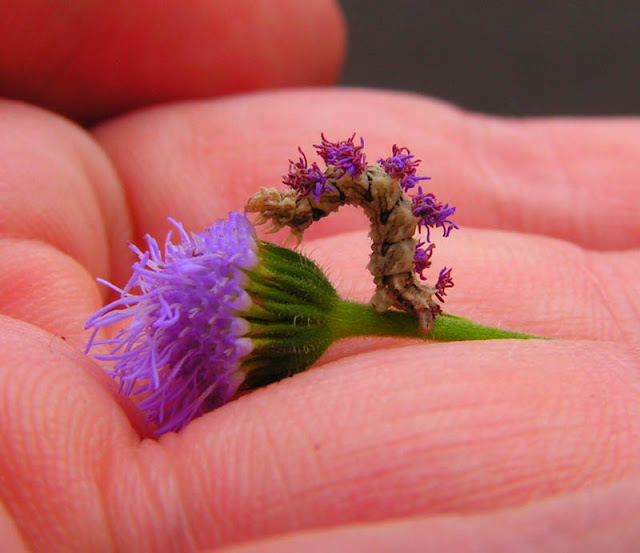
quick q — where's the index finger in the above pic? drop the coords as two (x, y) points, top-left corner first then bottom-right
(93, 89), (640, 252)
(0, 0), (345, 122)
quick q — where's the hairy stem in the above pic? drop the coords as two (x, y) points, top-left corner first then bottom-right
(330, 300), (542, 342)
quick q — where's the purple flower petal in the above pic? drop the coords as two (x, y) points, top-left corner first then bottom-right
(313, 133), (367, 179)
(283, 147), (333, 200)
(411, 188), (458, 242)
(85, 212), (258, 434)
(413, 241), (435, 280)
(435, 267), (454, 302)
(378, 144), (431, 192)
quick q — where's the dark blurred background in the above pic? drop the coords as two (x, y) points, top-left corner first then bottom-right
(338, 1), (640, 115)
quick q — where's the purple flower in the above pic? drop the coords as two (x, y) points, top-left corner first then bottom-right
(85, 213), (259, 434)
(413, 241), (435, 280)
(283, 147), (332, 200)
(85, 213), (340, 435)
(435, 267), (454, 302)
(411, 188), (458, 242)
(378, 145), (431, 191)
(314, 132), (367, 179)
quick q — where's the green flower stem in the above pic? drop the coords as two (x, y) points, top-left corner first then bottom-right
(241, 240), (542, 394)
(329, 299), (542, 342)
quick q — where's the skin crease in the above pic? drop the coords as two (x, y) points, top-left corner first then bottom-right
(214, 478), (640, 553)
(0, 2), (640, 552)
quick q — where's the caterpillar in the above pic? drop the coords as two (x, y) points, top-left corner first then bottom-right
(245, 135), (456, 334)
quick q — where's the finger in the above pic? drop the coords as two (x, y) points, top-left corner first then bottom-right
(216, 478), (640, 553)
(0, 0), (345, 122)
(0, 99), (132, 285)
(93, 89), (640, 250)
(302, 229), (640, 344)
(0, 317), (138, 551)
(147, 339), (640, 549)
(0, 238), (104, 347)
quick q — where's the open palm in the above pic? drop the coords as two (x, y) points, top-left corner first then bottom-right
(1, 2), (639, 552)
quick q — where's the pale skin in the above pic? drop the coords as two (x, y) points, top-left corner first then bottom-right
(1, 1), (639, 552)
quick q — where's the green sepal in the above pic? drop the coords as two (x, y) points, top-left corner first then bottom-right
(238, 241), (338, 391)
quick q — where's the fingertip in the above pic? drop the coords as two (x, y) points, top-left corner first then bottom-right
(0, 99), (132, 284)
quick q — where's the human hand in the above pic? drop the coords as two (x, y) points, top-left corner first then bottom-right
(1, 2), (640, 552)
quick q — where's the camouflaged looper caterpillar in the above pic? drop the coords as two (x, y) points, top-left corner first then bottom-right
(245, 135), (457, 335)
